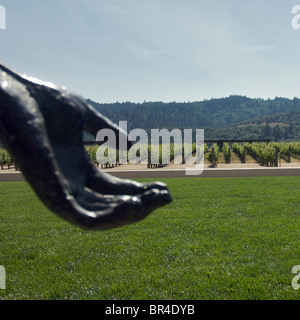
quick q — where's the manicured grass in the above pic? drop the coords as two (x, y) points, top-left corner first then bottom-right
(0, 177), (299, 300)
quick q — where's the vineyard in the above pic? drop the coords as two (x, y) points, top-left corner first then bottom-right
(203, 142), (300, 167)
(2, 142), (300, 171)
(84, 142), (300, 169)
(86, 141), (300, 168)
(84, 143), (197, 169)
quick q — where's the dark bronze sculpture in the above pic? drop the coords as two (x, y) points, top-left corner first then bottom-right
(0, 63), (172, 230)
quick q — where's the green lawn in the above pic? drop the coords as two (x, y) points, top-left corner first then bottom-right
(0, 177), (299, 300)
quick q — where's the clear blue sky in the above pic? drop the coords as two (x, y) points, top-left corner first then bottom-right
(1, 0), (300, 103)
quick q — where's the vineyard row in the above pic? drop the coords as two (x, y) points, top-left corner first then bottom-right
(2, 142), (300, 170)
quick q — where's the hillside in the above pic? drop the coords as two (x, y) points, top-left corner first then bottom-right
(2, 95), (299, 148)
(238, 110), (300, 127)
(87, 95), (300, 141)
(222, 110), (300, 141)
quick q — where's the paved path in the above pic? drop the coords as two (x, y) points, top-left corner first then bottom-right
(1, 166), (300, 182)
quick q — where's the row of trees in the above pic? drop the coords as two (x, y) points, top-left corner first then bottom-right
(262, 124), (295, 141)
(0, 148), (13, 169)
(204, 123), (300, 141)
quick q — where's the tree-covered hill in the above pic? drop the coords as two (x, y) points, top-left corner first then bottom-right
(238, 110), (300, 127)
(87, 95), (300, 131)
(86, 95), (300, 141)
(2, 97), (300, 149)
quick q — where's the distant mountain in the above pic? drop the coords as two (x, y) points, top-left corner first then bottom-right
(87, 95), (300, 131)
(86, 95), (300, 141)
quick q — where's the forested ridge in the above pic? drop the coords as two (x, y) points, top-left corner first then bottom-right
(2, 95), (299, 149)
(87, 95), (300, 141)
